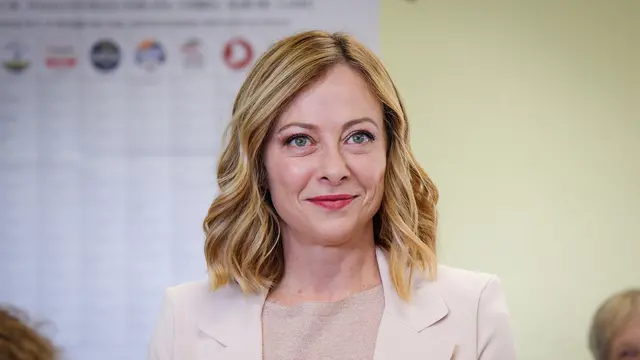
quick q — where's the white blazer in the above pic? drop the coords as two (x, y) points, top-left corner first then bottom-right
(148, 248), (517, 360)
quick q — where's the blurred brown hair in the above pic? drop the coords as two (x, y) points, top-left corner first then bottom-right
(0, 306), (57, 360)
(589, 289), (640, 360)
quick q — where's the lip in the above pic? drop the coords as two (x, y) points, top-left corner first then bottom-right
(307, 194), (356, 210)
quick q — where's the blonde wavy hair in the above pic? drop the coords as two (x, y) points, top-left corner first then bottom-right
(589, 289), (640, 360)
(203, 30), (439, 301)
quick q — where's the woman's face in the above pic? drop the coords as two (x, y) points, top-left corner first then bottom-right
(610, 315), (640, 360)
(263, 64), (387, 246)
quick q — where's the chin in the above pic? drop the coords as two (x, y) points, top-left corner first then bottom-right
(310, 235), (353, 247)
(308, 221), (364, 245)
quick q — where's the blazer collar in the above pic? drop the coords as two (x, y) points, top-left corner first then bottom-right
(198, 281), (267, 348)
(374, 247), (449, 332)
(373, 248), (454, 360)
(197, 247), (450, 356)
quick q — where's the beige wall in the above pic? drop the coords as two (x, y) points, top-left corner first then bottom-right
(381, 1), (640, 359)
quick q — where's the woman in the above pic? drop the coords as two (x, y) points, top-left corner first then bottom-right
(589, 289), (640, 360)
(148, 30), (516, 360)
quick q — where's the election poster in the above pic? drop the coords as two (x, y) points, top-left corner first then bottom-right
(0, 1), (379, 359)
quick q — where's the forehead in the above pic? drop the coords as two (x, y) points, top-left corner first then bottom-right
(276, 64), (383, 129)
(617, 317), (640, 340)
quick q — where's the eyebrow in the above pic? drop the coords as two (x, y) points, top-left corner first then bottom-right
(275, 117), (380, 134)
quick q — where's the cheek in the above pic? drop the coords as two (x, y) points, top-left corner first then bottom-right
(350, 154), (386, 200)
(266, 157), (316, 195)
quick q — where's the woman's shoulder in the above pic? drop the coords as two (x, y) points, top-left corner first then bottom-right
(431, 265), (507, 308)
(162, 279), (242, 307)
(160, 279), (251, 316)
(429, 265), (516, 357)
(161, 266), (507, 312)
(163, 279), (210, 301)
(435, 264), (500, 288)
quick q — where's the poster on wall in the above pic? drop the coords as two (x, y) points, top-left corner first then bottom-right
(0, 1), (379, 359)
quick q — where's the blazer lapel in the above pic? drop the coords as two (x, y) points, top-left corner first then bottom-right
(196, 283), (267, 360)
(373, 248), (456, 360)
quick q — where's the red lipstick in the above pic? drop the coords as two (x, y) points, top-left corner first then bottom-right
(307, 194), (355, 210)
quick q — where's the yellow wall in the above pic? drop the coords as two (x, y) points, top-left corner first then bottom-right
(381, 1), (640, 359)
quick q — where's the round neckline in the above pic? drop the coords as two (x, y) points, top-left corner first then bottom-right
(264, 284), (383, 310)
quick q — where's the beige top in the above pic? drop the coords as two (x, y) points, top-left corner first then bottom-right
(262, 285), (385, 360)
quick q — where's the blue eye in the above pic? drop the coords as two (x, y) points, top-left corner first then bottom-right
(286, 135), (311, 147)
(346, 131), (374, 144)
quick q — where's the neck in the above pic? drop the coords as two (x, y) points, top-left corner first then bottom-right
(269, 225), (381, 305)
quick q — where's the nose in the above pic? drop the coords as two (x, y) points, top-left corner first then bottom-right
(318, 146), (350, 185)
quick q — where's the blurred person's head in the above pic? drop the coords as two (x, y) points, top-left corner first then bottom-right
(203, 30), (438, 300)
(0, 306), (57, 360)
(589, 289), (640, 360)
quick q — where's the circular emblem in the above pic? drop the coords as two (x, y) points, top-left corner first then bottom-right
(90, 40), (120, 72)
(223, 38), (253, 70)
(2, 42), (30, 74)
(135, 39), (166, 71)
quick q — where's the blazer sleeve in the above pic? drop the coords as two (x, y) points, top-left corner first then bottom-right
(148, 289), (175, 360)
(476, 276), (517, 360)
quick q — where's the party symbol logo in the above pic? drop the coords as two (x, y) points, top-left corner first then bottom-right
(223, 37), (252, 71)
(135, 39), (166, 72)
(181, 38), (204, 69)
(90, 40), (120, 73)
(2, 42), (29, 74)
(46, 45), (77, 69)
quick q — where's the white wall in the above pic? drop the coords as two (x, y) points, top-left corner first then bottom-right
(381, 1), (640, 359)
